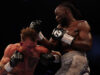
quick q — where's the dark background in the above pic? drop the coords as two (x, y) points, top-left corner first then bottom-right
(0, 0), (99, 75)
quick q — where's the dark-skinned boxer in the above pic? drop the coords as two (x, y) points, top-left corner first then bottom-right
(30, 2), (92, 75)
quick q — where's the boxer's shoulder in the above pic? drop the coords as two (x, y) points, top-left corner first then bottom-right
(77, 20), (90, 31)
(35, 45), (48, 53)
(7, 43), (20, 50)
(77, 20), (88, 26)
(4, 43), (20, 57)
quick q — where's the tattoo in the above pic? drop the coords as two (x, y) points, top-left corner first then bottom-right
(28, 57), (39, 68)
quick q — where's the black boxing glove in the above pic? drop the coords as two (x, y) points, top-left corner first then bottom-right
(29, 20), (45, 41)
(29, 20), (42, 33)
(40, 53), (60, 66)
(40, 53), (55, 66)
(52, 28), (64, 40)
(4, 50), (24, 72)
(52, 28), (74, 45)
(10, 50), (24, 67)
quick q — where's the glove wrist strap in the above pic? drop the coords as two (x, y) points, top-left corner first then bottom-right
(4, 62), (13, 72)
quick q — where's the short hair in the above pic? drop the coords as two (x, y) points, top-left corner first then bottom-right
(20, 27), (38, 42)
(58, 1), (82, 19)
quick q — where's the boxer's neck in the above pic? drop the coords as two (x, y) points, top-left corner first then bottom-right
(67, 15), (76, 25)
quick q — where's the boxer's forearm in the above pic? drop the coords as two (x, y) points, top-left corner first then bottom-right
(38, 32), (53, 50)
(38, 39), (53, 51)
(72, 39), (92, 51)
(72, 30), (92, 51)
(38, 31), (59, 50)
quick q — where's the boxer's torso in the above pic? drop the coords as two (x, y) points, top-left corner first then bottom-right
(9, 56), (39, 75)
(6, 43), (40, 75)
(53, 20), (90, 52)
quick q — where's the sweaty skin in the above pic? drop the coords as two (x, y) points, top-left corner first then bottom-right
(39, 5), (92, 52)
(39, 20), (92, 52)
(56, 20), (92, 52)
(38, 4), (92, 75)
(54, 5), (92, 75)
(0, 43), (48, 75)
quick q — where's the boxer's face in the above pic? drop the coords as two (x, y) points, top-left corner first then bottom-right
(22, 38), (37, 50)
(55, 6), (67, 24)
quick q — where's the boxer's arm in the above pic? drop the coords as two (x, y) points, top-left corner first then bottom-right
(0, 45), (12, 75)
(0, 57), (10, 75)
(38, 32), (58, 50)
(36, 46), (49, 54)
(72, 21), (92, 51)
(38, 37), (52, 50)
(0, 44), (24, 74)
(29, 21), (51, 49)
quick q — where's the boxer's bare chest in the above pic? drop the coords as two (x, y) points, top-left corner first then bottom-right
(55, 21), (81, 50)
(63, 24), (80, 36)
(62, 22), (80, 37)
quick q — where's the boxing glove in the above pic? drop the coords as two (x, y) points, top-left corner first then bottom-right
(40, 53), (60, 66)
(52, 28), (74, 45)
(4, 50), (24, 72)
(52, 28), (64, 40)
(29, 20), (42, 33)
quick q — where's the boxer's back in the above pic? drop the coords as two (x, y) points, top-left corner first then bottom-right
(4, 43), (38, 75)
(7, 44), (48, 75)
(9, 55), (39, 75)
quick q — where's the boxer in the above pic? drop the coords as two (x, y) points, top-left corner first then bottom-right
(0, 27), (49, 75)
(32, 2), (92, 75)
(29, 20), (62, 75)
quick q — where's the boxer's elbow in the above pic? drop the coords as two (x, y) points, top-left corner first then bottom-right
(72, 40), (92, 51)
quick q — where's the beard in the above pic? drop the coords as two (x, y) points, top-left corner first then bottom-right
(59, 18), (68, 27)
(57, 18), (68, 26)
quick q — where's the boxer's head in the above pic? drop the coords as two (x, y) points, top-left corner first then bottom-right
(55, 2), (80, 25)
(55, 5), (68, 24)
(20, 27), (38, 50)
